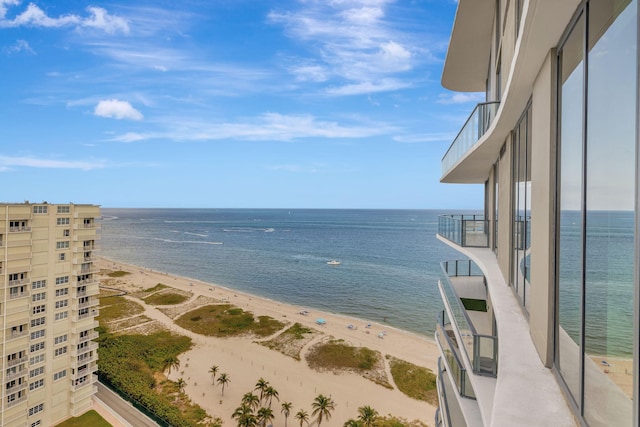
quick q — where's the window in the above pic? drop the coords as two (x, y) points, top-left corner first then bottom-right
(55, 300), (68, 309)
(56, 241), (69, 249)
(29, 379), (44, 391)
(53, 370), (66, 381)
(54, 334), (67, 345)
(55, 276), (69, 285)
(55, 288), (68, 297)
(30, 342), (45, 353)
(29, 354), (44, 365)
(58, 253), (65, 261)
(32, 305), (45, 315)
(31, 280), (46, 290)
(54, 346), (67, 357)
(30, 317), (45, 327)
(30, 330), (45, 340)
(56, 217), (70, 225)
(63, 229), (70, 237)
(31, 421), (42, 427)
(54, 311), (68, 321)
(33, 206), (47, 214)
(29, 367), (44, 378)
(31, 292), (46, 302)
(28, 402), (43, 415)
(555, 1), (636, 425)
(57, 206), (70, 213)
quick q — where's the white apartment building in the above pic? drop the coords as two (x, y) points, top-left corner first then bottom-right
(0, 203), (100, 427)
(435, 0), (637, 426)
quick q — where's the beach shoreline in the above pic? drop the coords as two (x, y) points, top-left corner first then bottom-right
(96, 256), (440, 425)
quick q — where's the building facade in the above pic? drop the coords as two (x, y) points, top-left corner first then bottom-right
(435, 0), (637, 426)
(1, 203), (100, 427)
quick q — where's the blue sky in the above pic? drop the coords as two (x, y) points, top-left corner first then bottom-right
(0, 0), (483, 208)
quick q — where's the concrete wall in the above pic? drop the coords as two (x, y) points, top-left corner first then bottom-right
(529, 51), (557, 367)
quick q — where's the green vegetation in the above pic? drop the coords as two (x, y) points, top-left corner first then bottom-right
(145, 283), (169, 292)
(143, 291), (190, 306)
(55, 410), (112, 427)
(98, 295), (145, 324)
(388, 357), (437, 405)
(284, 322), (313, 339)
(307, 340), (379, 371)
(259, 322), (319, 360)
(175, 304), (285, 337)
(461, 298), (487, 312)
(97, 330), (218, 426)
(107, 270), (130, 278)
(375, 415), (429, 427)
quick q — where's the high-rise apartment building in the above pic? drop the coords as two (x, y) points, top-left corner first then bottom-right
(435, 1), (637, 426)
(1, 203), (100, 427)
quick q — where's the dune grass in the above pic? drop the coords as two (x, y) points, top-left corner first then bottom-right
(143, 291), (190, 306)
(175, 304), (285, 337)
(106, 270), (130, 278)
(98, 295), (145, 324)
(307, 339), (379, 371)
(388, 356), (437, 405)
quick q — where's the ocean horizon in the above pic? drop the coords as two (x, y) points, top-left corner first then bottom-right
(99, 208), (469, 338)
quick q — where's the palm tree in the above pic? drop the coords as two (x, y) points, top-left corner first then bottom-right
(217, 372), (230, 396)
(163, 355), (180, 375)
(264, 385), (279, 408)
(294, 409), (308, 427)
(242, 392), (260, 411)
(281, 401), (293, 427)
(209, 365), (219, 384)
(254, 377), (269, 403)
(233, 405), (257, 427)
(343, 420), (361, 427)
(257, 407), (274, 427)
(176, 377), (186, 393)
(357, 405), (378, 427)
(311, 394), (335, 427)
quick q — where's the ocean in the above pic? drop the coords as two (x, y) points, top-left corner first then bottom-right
(99, 208), (465, 338)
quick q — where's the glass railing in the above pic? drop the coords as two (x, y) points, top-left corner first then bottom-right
(442, 101), (500, 176)
(440, 260), (498, 377)
(436, 311), (475, 398)
(438, 215), (489, 247)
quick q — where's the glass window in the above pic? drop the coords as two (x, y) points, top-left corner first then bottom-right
(556, 1), (636, 425)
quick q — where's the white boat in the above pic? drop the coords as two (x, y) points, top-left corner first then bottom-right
(327, 260), (341, 266)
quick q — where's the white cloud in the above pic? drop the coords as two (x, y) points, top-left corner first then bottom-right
(109, 112), (394, 142)
(0, 3), (129, 34)
(437, 92), (485, 104)
(393, 132), (455, 143)
(0, 155), (105, 171)
(326, 79), (410, 96)
(94, 99), (143, 121)
(3, 39), (34, 54)
(269, 0), (425, 95)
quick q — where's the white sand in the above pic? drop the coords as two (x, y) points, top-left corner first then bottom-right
(97, 257), (439, 425)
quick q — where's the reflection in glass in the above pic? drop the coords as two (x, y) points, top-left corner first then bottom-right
(557, 11), (584, 408)
(583, 0), (635, 425)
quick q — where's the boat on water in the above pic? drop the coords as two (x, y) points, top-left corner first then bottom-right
(327, 260), (341, 266)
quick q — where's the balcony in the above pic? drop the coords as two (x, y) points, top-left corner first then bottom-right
(8, 226), (31, 233)
(441, 102), (499, 178)
(5, 368), (27, 381)
(72, 309), (99, 323)
(70, 341), (98, 358)
(436, 311), (474, 398)
(6, 355), (28, 368)
(438, 215), (488, 248)
(6, 393), (27, 408)
(439, 260), (498, 377)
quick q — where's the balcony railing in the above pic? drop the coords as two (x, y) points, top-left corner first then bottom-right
(436, 358), (453, 427)
(8, 226), (31, 233)
(436, 311), (475, 398)
(440, 260), (498, 377)
(442, 101), (500, 176)
(6, 356), (28, 368)
(438, 215), (488, 247)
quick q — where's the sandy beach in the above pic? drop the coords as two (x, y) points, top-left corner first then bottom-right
(96, 257), (440, 426)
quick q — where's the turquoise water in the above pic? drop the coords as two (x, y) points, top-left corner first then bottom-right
(99, 209), (464, 338)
